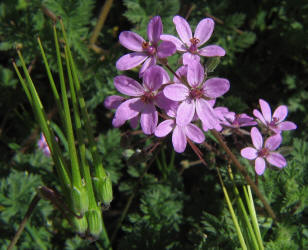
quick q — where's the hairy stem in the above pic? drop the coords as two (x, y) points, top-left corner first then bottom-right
(7, 194), (41, 250)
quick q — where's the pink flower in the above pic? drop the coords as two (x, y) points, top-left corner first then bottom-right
(37, 133), (51, 157)
(161, 15), (225, 64)
(222, 112), (257, 128)
(116, 16), (176, 77)
(163, 61), (229, 130)
(111, 65), (170, 134)
(241, 127), (286, 175)
(253, 99), (297, 134)
(154, 103), (205, 153)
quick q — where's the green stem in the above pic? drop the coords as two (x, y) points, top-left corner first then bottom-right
(243, 186), (264, 250)
(54, 24), (82, 190)
(16, 50), (71, 193)
(37, 35), (65, 123)
(64, 45), (96, 209)
(7, 194), (41, 250)
(216, 167), (247, 250)
(228, 166), (260, 249)
(89, 0), (113, 46)
(60, 19), (107, 179)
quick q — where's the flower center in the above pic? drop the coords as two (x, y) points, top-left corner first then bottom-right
(142, 41), (156, 56)
(141, 91), (155, 104)
(190, 88), (203, 99)
(269, 117), (279, 127)
(189, 37), (200, 53)
(257, 148), (269, 158)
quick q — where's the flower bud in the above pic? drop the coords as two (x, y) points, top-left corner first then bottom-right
(71, 185), (89, 215)
(86, 208), (102, 238)
(93, 172), (113, 206)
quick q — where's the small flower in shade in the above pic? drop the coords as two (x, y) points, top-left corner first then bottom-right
(223, 112), (257, 128)
(116, 16), (176, 77)
(161, 15), (225, 64)
(112, 65), (171, 134)
(253, 99), (297, 134)
(37, 133), (51, 157)
(154, 103), (205, 153)
(163, 61), (229, 130)
(241, 127), (287, 175)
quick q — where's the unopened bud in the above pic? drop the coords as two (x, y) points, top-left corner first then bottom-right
(71, 185), (89, 216)
(86, 208), (102, 238)
(93, 172), (113, 206)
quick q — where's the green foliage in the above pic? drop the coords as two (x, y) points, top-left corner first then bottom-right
(0, 0), (308, 249)
(119, 183), (184, 249)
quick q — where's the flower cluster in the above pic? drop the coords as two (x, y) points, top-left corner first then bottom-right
(105, 15), (297, 175)
(241, 99), (297, 175)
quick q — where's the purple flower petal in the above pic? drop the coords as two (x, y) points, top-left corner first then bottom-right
(173, 15), (192, 45)
(172, 125), (187, 153)
(119, 31), (145, 52)
(176, 100), (195, 125)
(155, 119), (174, 137)
(140, 104), (158, 134)
(163, 83), (189, 101)
(147, 16), (162, 45)
(139, 56), (156, 78)
(253, 109), (267, 125)
(161, 67), (170, 84)
(187, 61), (204, 88)
(182, 52), (200, 65)
(114, 75), (144, 96)
(241, 147), (258, 160)
(104, 95), (125, 109)
(130, 115), (139, 129)
(199, 45), (226, 57)
(272, 105), (288, 123)
(157, 41), (176, 58)
(155, 91), (178, 116)
(277, 121), (297, 131)
(160, 34), (186, 51)
(116, 52), (148, 71)
(259, 99), (272, 123)
(266, 152), (287, 168)
(265, 134), (282, 151)
(185, 123), (205, 143)
(255, 157), (266, 175)
(174, 65), (188, 83)
(203, 78), (230, 98)
(112, 98), (142, 127)
(251, 127), (263, 150)
(143, 65), (163, 91)
(194, 18), (214, 46)
(196, 98), (218, 130)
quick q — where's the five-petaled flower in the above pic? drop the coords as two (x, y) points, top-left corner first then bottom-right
(161, 15), (225, 64)
(241, 127), (286, 175)
(163, 61), (229, 129)
(116, 16), (176, 77)
(154, 103), (205, 153)
(253, 99), (297, 134)
(112, 65), (171, 134)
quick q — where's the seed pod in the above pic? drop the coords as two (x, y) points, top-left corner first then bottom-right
(71, 215), (88, 236)
(93, 172), (113, 206)
(86, 208), (102, 238)
(71, 185), (89, 216)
